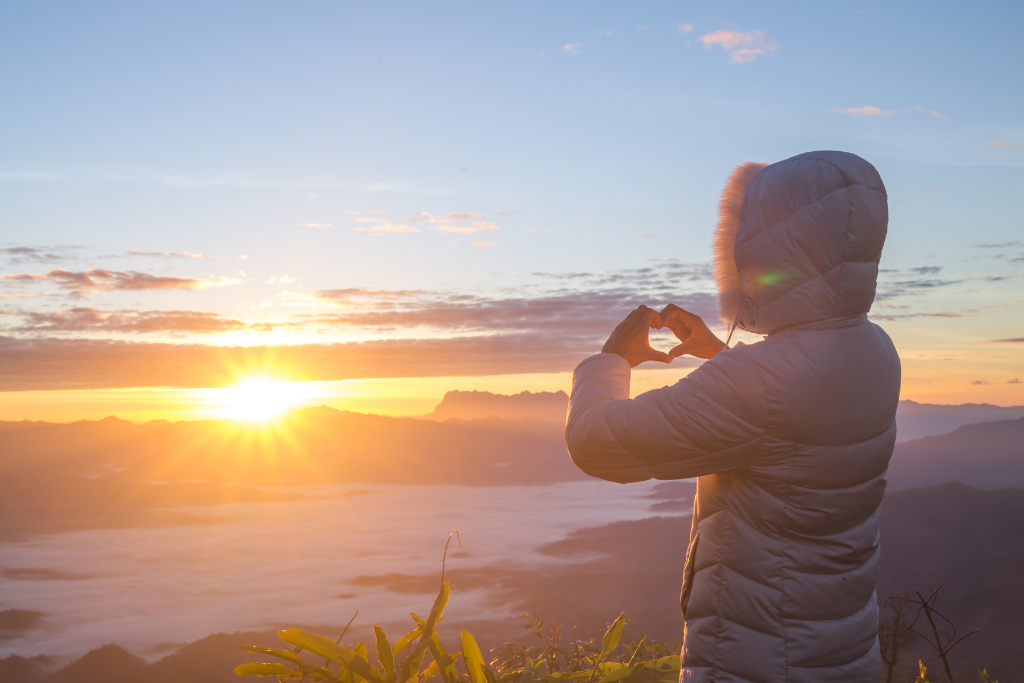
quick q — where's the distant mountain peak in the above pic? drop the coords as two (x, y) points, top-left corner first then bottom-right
(429, 389), (569, 423)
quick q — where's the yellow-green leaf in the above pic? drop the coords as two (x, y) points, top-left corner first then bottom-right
(393, 626), (421, 659)
(234, 662), (304, 678)
(600, 613), (626, 659)
(461, 630), (488, 683)
(239, 646), (302, 665)
(277, 629), (386, 683)
(374, 626), (396, 681)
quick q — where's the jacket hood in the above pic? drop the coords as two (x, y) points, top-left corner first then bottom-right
(713, 150), (888, 335)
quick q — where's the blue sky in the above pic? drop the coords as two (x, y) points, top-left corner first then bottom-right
(1, 1), (1022, 414)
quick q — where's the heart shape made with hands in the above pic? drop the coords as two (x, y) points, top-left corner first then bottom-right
(602, 304), (726, 368)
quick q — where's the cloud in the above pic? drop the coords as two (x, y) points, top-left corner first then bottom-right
(595, 30), (617, 37)
(127, 251), (224, 261)
(439, 221), (500, 234)
(268, 275), (296, 285)
(1, 269), (239, 296)
(1009, 379), (1022, 384)
(969, 380), (990, 385)
(992, 141), (1022, 150)
(355, 223), (420, 235)
(298, 223), (333, 228)
(699, 29), (777, 64)
(832, 106), (895, 117)
(909, 266), (943, 275)
(976, 241), (1022, 248)
(411, 212), (485, 224)
(0, 333), (673, 391)
(988, 337), (1024, 343)
(831, 105), (946, 119)
(470, 241), (494, 248)
(5, 307), (256, 335)
(874, 275), (963, 301)
(917, 107), (947, 119)
(0, 246), (84, 265)
(677, 23), (694, 33)
(564, 43), (583, 55)
(410, 212), (500, 233)
(307, 283), (718, 340)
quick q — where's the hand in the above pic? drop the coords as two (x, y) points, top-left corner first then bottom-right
(658, 304), (726, 360)
(602, 306), (671, 368)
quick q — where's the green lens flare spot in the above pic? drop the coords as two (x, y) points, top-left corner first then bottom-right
(757, 270), (787, 287)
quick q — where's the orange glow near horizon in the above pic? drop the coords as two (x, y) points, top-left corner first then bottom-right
(0, 358), (1020, 424)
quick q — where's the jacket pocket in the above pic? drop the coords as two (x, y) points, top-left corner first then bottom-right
(680, 531), (700, 618)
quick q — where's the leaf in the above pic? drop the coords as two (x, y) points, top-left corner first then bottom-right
(277, 629), (387, 683)
(600, 613), (626, 659)
(400, 583), (450, 683)
(392, 626), (421, 659)
(375, 626), (396, 681)
(234, 662), (304, 678)
(461, 630), (488, 683)
(424, 631), (463, 683)
(239, 646), (302, 665)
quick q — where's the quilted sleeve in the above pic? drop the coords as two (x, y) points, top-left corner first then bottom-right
(564, 348), (769, 483)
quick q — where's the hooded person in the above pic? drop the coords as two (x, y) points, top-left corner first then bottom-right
(565, 150), (900, 683)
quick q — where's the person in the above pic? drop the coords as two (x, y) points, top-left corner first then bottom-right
(565, 151), (900, 683)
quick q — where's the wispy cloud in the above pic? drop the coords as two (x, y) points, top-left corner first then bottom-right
(988, 337), (1024, 343)
(355, 223), (420, 235)
(5, 307), (257, 335)
(832, 106), (895, 117)
(699, 29), (777, 64)
(976, 241), (1022, 248)
(969, 380), (990, 385)
(677, 23), (694, 34)
(831, 105), (947, 118)
(470, 241), (494, 249)
(127, 251), (224, 261)
(992, 141), (1022, 150)
(1, 269), (239, 296)
(268, 275), (296, 285)
(564, 43), (583, 55)
(409, 212), (500, 233)
(0, 246), (84, 265)
(410, 212), (484, 223)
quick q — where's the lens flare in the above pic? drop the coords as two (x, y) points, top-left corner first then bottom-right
(215, 380), (312, 420)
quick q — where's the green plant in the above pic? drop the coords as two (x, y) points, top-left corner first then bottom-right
(235, 584), (680, 683)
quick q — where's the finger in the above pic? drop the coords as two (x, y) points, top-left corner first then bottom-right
(668, 342), (692, 360)
(640, 308), (662, 329)
(644, 348), (672, 363)
(659, 303), (680, 319)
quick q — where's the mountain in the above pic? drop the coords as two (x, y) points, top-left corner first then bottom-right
(428, 390), (569, 423)
(887, 416), (1024, 490)
(895, 399), (1024, 442)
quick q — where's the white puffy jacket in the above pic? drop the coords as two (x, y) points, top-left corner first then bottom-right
(565, 151), (901, 683)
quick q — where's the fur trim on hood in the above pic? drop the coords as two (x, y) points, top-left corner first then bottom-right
(713, 161), (768, 325)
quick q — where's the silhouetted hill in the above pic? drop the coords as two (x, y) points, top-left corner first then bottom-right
(895, 399), (1024, 442)
(887, 416), (1024, 490)
(43, 644), (144, 683)
(428, 390), (568, 423)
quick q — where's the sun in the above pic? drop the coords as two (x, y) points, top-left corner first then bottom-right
(216, 380), (312, 421)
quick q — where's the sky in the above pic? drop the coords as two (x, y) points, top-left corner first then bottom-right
(1, 0), (1022, 420)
